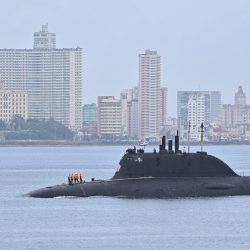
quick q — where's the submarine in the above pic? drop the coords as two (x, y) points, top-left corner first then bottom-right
(28, 124), (250, 199)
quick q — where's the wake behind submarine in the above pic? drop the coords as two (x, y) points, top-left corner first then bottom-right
(28, 124), (250, 199)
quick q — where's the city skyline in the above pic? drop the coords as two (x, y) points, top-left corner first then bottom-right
(1, 0), (250, 117)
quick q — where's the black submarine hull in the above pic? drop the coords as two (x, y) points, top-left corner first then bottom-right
(28, 176), (250, 198)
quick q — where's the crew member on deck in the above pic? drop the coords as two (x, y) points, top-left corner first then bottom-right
(68, 173), (83, 184)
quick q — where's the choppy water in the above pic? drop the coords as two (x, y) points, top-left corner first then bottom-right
(1, 145), (250, 250)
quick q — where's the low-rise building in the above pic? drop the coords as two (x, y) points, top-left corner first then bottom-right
(222, 86), (250, 138)
(82, 103), (97, 138)
(97, 96), (121, 138)
(0, 89), (28, 122)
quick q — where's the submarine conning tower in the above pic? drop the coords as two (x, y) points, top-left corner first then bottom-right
(112, 131), (238, 180)
(159, 130), (181, 154)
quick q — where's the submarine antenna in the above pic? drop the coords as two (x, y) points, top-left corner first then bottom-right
(200, 122), (204, 152)
(188, 120), (191, 153)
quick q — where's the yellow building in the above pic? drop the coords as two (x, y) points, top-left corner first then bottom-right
(0, 90), (28, 122)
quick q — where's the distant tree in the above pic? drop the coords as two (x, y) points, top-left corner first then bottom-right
(25, 118), (74, 140)
(2, 117), (74, 140)
(101, 133), (119, 140)
(0, 120), (6, 130)
(9, 116), (26, 131)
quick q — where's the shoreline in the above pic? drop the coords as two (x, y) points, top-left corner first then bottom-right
(0, 140), (249, 147)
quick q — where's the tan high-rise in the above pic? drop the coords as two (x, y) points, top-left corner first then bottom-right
(138, 50), (161, 139)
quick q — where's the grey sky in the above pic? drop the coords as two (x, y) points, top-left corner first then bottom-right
(1, 0), (250, 116)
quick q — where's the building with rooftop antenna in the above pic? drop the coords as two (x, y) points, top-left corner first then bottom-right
(234, 85), (246, 106)
(0, 25), (82, 130)
(33, 24), (56, 49)
(222, 86), (250, 135)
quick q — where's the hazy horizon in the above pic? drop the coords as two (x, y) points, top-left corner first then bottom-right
(1, 0), (250, 116)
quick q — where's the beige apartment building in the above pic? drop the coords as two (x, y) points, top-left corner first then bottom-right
(97, 96), (121, 137)
(0, 89), (28, 122)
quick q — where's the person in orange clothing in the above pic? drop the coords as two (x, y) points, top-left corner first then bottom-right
(70, 174), (74, 184)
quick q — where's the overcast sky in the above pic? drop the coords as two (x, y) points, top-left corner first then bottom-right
(1, 0), (250, 116)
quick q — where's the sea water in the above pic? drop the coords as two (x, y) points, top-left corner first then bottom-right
(1, 145), (250, 250)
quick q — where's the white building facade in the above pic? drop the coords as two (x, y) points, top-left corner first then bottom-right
(188, 93), (205, 140)
(177, 91), (221, 140)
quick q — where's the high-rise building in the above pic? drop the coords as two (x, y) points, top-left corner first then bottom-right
(0, 88), (28, 122)
(188, 93), (205, 140)
(177, 91), (221, 140)
(222, 104), (234, 128)
(0, 25), (82, 130)
(127, 100), (139, 139)
(160, 87), (168, 127)
(234, 85), (246, 106)
(120, 89), (132, 136)
(127, 86), (139, 138)
(138, 50), (161, 139)
(33, 24), (56, 49)
(97, 96), (121, 137)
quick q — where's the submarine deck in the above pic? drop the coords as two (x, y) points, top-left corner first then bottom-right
(28, 176), (250, 198)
